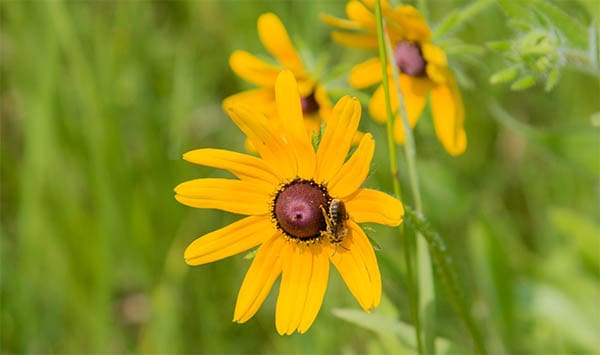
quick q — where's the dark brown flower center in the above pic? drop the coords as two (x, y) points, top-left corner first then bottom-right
(394, 41), (426, 77)
(273, 179), (329, 240)
(300, 91), (320, 115)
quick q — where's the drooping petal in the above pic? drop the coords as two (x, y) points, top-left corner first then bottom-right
(315, 96), (361, 184)
(345, 188), (404, 226)
(328, 133), (375, 199)
(331, 32), (378, 49)
(275, 71), (316, 179)
(183, 149), (280, 187)
(229, 50), (280, 88)
(349, 57), (383, 89)
(276, 244), (329, 335)
(330, 224), (380, 312)
(258, 13), (305, 75)
(430, 78), (467, 156)
(234, 234), (285, 323)
(226, 105), (297, 180)
(184, 216), (273, 265)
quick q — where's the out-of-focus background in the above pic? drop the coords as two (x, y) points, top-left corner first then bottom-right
(1, 0), (598, 353)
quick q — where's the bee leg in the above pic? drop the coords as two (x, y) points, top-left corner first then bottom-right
(320, 204), (333, 230)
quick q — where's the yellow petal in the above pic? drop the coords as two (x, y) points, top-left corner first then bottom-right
(258, 13), (305, 74)
(297, 246), (329, 334)
(226, 105), (297, 180)
(234, 234), (285, 323)
(348, 221), (381, 308)
(229, 50), (280, 88)
(346, 0), (376, 29)
(349, 57), (383, 89)
(320, 13), (363, 30)
(276, 244), (329, 335)
(315, 96), (361, 184)
(329, 133), (375, 199)
(184, 216), (272, 265)
(222, 88), (276, 117)
(275, 71), (316, 179)
(331, 32), (378, 49)
(430, 79), (467, 156)
(183, 148), (280, 187)
(174, 178), (272, 215)
(330, 226), (375, 312)
(371, 75), (430, 144)
(345, 188), (404, 226)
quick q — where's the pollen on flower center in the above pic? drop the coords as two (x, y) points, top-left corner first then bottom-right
(273, 179), (329, 241)
(394, 41), (426, 77)
(300, 91), (320, 115)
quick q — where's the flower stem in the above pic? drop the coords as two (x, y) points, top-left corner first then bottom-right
(374, 1), (430, 354)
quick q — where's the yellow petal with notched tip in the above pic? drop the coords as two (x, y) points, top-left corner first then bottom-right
(329, 133), (375, 199)
(346, 188), (404, 226)
(315, 96), (361, 184)
(184, 216), (272, 265)
(234, 233), (285, 323)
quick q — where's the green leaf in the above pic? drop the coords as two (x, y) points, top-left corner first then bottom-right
(510, 75), (537, 90)
(487, 40), (512, 51)
(532, 0), (588, 48)
(497, 0), (533, 22)
(490, 66), (520, 84)
(544, 67), (560, 91)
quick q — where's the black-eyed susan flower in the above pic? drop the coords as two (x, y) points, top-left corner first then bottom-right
(323, 0), (467, 156)
(176, 71), (403, 335)
(225, 12), (332, 140)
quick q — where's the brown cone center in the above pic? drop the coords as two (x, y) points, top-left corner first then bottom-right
(274, 180), (328, 239)
(300, 91), (320, 115)
(394, 41), (426, 77)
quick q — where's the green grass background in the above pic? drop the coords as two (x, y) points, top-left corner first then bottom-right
(1, 0), (598, 353)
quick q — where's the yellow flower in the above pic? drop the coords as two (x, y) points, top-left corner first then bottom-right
(175, 71), (403, 335)
(323, 0), (467, 156)
(225, 12), (332, 140)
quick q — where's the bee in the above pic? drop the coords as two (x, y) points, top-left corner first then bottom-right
(320, 199), (349, 255)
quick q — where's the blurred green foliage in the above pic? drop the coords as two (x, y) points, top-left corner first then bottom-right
(1, 0), (598, 354)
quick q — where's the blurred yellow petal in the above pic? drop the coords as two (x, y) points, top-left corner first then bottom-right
(349, 57), (383, 89)
(346, 1), (376, 28)
(421, 43), (447, 67)
(332, 32), (378, 49)
(368, 82), (396, 124)
(258, 13), (304, 74)
(175, 178), (272, 215)
(183, 148), (280, 187)
(329, 133), (375, 199)
(346, 188), (404, 226)
(315, 96), (361, 184)
(430, 79), (467, 156)
(226, 105), (297, 179)
(229, 50), (280, 88)
(320, 13), (363, 30)
(184, 216), (272, 265)
(223, 88), (275, 116)
(275, 71), (316, 178)
(234, 234), (284, 323)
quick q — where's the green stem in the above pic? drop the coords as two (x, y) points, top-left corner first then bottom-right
(374, 1), (425, 354)
(404, 207), (487, 355)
